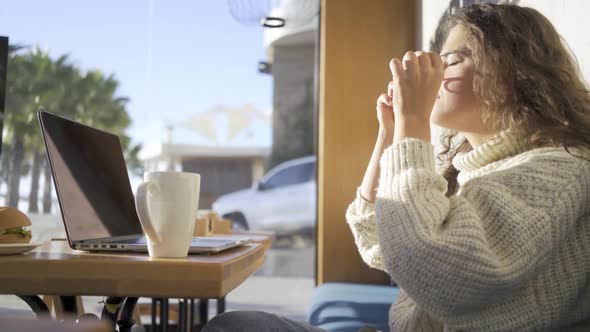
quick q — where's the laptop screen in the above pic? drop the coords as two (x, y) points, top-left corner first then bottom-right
(39, 111), (143, 242)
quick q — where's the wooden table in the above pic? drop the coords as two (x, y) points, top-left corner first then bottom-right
(0, 319), (110, 332)
(0, 238), (268, 331)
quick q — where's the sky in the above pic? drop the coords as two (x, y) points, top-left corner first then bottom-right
(0, 0), (273, 147)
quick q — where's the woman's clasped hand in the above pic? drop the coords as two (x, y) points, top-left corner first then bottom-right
(385, 51), (447, 144)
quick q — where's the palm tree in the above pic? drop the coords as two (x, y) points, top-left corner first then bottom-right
(28, 53), (76, 213)
(38, 67), (140, 212)
(4, 46), (138, 212)
(4, 52), (40, 207)
(25, 50), (63, 213)
(0, 143), (12, 202)
(1, 47), (72, 211)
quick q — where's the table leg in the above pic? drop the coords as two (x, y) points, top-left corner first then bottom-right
(178, 299), (186, 332)
(16, 295), (51, 319)
(151, 298), (158, 331)
(217, 297), (226, 314)
(189, 299), (195, 332)
(160, 298), (169, 332)
(117, 297), (139, 332)
(199, 299), (208, 325)
(59, 296), (78, 322)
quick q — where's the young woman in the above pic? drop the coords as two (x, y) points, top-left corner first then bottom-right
(348, 3), (590, 331)
(203, 3), (590, 331)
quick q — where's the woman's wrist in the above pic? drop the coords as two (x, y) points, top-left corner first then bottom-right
(378, 127), (394, 144)
(393, 117), (430, 145)
(358, 127), (393, 203)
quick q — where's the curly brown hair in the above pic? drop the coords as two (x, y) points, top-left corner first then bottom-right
(433, 3), (590, 197)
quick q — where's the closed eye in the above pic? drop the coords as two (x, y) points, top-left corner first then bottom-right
(441, 50), (468, 67)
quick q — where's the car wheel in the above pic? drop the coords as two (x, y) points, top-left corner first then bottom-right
(223, 212), (249, 231)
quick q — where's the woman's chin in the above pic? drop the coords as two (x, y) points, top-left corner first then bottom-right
(431, 104), (476, 129)
(430, 109), (452, 128)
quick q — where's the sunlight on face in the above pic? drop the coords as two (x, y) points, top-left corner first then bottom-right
(431, 25), (488, 133)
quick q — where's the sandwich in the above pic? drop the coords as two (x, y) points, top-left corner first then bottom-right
(0, 206), (32, 244)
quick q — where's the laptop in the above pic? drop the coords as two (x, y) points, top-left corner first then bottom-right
(38, 110), (248, 254)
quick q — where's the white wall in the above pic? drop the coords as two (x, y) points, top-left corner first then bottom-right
(517, 0), (590, 86)
(263, 0), (319, 50)
(419, 0), (452, 51)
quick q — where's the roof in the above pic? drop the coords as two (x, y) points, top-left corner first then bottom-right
(139, 143), (270, 161)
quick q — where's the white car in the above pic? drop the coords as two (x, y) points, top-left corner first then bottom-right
(212, 156), (316, 234)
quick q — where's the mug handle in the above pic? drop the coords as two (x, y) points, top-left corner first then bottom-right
(135, 181), (161, 243)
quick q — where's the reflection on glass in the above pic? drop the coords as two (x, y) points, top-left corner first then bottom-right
(0, 0), (318, 322)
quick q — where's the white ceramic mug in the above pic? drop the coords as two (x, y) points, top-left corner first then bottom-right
(135, 172), (200, 258)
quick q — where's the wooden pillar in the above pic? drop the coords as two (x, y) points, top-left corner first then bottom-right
(317, 0), (417, 285)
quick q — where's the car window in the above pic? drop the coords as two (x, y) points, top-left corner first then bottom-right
(302, 161), (315, 182)
(264, 162), (313, 189)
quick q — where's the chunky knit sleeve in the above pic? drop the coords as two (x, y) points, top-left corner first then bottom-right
(390, 288), (443, 332)
(345, 188), (385, 271)
(375, 138), (589, 321)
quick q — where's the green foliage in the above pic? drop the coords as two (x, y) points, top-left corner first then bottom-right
(3, 46), (143, 209)
(4, 46), (142, 174)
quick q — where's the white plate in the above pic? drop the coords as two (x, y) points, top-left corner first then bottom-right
(0, 242), (43, 255)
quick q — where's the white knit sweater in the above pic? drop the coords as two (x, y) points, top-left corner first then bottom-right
(346, 129), (590, 331)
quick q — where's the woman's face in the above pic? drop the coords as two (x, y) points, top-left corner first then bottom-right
(431, 25), (489, 133)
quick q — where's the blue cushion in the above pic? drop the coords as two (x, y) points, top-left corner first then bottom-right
(307, 283), (400, 332)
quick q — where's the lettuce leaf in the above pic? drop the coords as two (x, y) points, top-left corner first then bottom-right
(0, 227), (32, 238)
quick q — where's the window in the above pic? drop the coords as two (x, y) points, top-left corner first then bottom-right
(0, 0), (319, 323)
